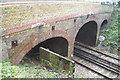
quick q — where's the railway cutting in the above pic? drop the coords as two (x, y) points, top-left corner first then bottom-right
(73, 41), (120, 79)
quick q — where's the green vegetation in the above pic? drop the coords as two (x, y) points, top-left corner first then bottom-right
(1, 62), (81, 79)
(1, 62), (63, 79)
(99, 10), (120, 53)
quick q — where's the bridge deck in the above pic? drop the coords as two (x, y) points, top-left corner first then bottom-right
(1, 1), (112, 29)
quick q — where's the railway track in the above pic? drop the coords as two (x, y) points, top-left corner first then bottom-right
(73, 41), (120, 79)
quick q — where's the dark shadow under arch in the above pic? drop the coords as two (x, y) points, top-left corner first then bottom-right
(75, 21), (97, 46)
(21, 37), (68, 64)
(101, 20), (108, 29)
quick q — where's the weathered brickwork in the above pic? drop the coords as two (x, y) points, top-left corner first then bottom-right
(0, 2), (113, 64)
(40, 47), (75, 75)
(1, 2), (112, 28)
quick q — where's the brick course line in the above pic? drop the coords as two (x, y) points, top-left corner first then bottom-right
(2, 13), (85, 36)
(2, 12), (111, 37)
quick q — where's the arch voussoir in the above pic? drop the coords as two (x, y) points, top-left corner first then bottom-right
(11, 30), (70, 65)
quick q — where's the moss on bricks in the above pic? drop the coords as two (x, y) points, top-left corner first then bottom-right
(39, 47), (75, 75)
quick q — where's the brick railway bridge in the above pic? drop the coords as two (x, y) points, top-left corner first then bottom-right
(0, 1), (113, 65)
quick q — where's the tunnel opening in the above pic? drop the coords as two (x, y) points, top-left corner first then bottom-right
(21, 37), (68, 65)
(75, 21), (97, 46)
(100, 20), (108, 30)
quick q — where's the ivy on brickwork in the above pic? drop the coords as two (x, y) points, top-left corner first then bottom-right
(99, 10), (120, 53)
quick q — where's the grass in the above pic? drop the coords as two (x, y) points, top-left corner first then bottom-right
(1, 62), (62, 79)
(99, 10), (120, 53)
(0, 62), (81, 79)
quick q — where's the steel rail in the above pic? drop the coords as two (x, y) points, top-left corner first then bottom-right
(75, 41), (119, 61)
(74, 50), (119, 75)
(74, 46), (120, 71)
(73, 59), (113, 80)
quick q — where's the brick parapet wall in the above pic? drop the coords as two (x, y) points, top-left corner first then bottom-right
(1, 1), (113, 29)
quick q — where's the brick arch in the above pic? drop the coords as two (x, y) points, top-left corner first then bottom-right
(101, 19), (108, 27)
(11, 30), (70, 65)
(74, 20), (98, 46)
